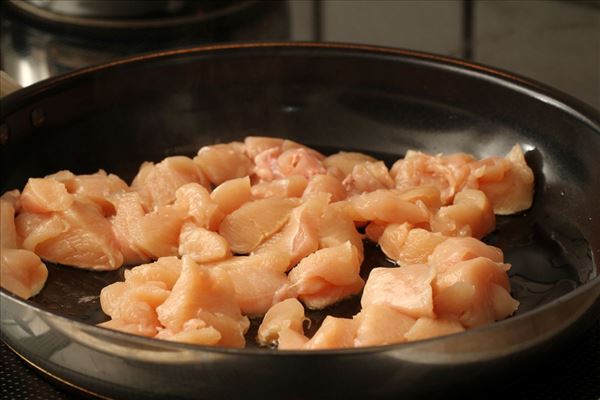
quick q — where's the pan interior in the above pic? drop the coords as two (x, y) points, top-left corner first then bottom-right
(1, 48), (598, 349)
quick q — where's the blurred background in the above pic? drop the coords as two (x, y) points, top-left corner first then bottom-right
(1, 0), (599, 109)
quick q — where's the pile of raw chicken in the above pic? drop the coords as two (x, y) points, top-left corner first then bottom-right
(0, 137), (534, 350)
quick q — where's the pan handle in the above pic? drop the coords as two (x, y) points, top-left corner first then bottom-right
(0, 71), (21, 97)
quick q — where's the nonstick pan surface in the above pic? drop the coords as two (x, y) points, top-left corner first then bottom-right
(1, 43), (599, 399)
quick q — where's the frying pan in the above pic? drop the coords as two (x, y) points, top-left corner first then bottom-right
(1, 42), (599, 400)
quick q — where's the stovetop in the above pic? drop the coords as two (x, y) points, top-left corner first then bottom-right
(1, 1), (599, 399)
(1, 1), (599, 109)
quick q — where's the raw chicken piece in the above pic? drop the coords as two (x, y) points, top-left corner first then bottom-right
(111, 192), (185, 263)
(123, 256), (182, 289)
(0, 248), (48, 299)
(218, 197), (300, 254)
(303, 174), (347, 202)
(99, 319), (159, 338)
(257, 298), (307, 346)
(299, 284), (367, 311)
(361, 265), (435, 319)
(16, 200), (123, 270)
(394, 186), (442, 210)
(433, 255), (511, 294)
(17, 213), (65, 252)
(430, 189), (495, 239)
(378, 223), (409, 258)
(20, 178), (74, 213)
(0, 201), (47, 299)
(474, 144), (534, 214)
(317, 203), (364, 263)
(379, 225), (447, 267)
(98, 281), (127, 316)
(244, 136), (285, 159)
(126, 204), (184, 260)
(252, 147), (285, 181)
(391, 151), (475, 205)
(51, 169), (128, 216)
(251, 175), (308, 199)
(210, 176), (251, 214)
(0, 190), (21, 211)
(490, 283), (521, 321)
(364, 222), (387, 242)
(204, 250), (291, 273)
(275, 148), (327, 180)
(155, 256), (249, 347)
(286, 241), (364, 309)
(391, 146), (534, 214)
(174, 183), (224, 231)
(253, 194), (328, 270)
(209, 252), (291, 316)
(222, 262), (288, 316)
(432, 282), (476, 316)
(43, 170), (75, 181)
(99, 281), (170, 337)
(304, 316), (357, 350)
(132, 156), (209, 210)
(278, 328), (310, 350)
(281, 139), (319, 154)
(354, 305), (416, 347)
(1, 200), (18, 249)
(115, 282), (170, 313)
(194, 143), (253, 186)
(99, 258), (182, 335)
(244, 137), (319, 161)
(342, 161), (394, 195)
(178, 222), (231, 263)
(428, 237), (505, 275)
(467, 156), (511, 189)
(323, 151), (377, 177)
(110, 192), (152, 264)
(254, 147), (326, 182)
(344, 189), (429, 225)
(158, 318), (222, 345)
(404, 317), (465, 341)
(433, 257), (516, 327)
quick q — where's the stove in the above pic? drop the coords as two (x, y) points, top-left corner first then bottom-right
(1, 1), (599, 399)
(2, 0), (598, 110)
(1, 0), (290, 86)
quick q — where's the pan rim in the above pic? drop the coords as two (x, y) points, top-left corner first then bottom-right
(1, 41), (599, 125)
(1, 275), (599, 357)
(1, 41), (599, 357)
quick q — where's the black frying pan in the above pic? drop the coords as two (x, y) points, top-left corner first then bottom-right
(1, 43), (599, 400)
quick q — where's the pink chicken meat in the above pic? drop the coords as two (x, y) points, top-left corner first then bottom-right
(0, 136), (532, 350)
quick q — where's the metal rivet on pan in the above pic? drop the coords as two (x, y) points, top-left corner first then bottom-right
(0, 124), (8, 145)
(31, 107), (46, 128)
